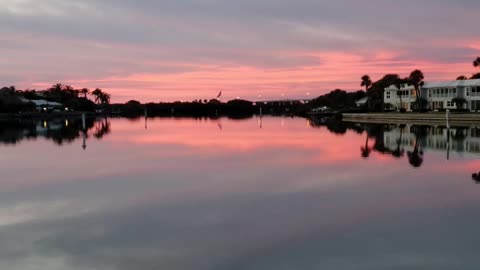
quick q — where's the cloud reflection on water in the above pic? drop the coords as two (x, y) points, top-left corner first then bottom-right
(0, 117), (479, 270)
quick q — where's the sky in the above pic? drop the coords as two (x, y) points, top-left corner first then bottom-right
(1, 0), (480, 102)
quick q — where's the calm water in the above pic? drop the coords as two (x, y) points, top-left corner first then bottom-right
(1, 116), (480, 270)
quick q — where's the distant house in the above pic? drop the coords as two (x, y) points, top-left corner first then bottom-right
(30, 99), (63, 112)
(355, 97), (369, 107)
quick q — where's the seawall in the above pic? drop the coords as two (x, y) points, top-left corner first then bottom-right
(342, 112), (480, 125)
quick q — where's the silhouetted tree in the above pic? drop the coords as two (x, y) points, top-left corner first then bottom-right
(474, 57), (480, 68)
(50, 83), (63, 93)
(457, 75), (468, 80)
(92, 88), (103, 104)
(100, 92), (111, 104)
(309, 89), (365, 110)
(80, 88), (90, 99)
(361, 75), (372, 91)
(367, 74), (400, 112)
(471, 73), (480, 79)
(408, 70), (425, 111)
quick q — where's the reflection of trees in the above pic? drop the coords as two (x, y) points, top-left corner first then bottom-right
(473, 173), (480, 184)
(94, 118), (111, 139)
(354, 123), (428, 167)
(407, 138), (424, 168)
(0, 121), (37, 145)
(46, 119), (94, 146)
(361, 134), (371, 158)
(309, 117), (359, 135)
(368, 124), (393, 155)
(391, 124), (405, 159)
(407, 126), (428, 168)
(0, 117), (108, 146)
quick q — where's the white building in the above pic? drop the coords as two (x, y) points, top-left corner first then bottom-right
(384, 79), (480, 111)
(384, 84), (417, 111)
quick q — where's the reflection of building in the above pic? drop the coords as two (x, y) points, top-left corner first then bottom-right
(35, 120), (63, 135)
(384, 79), (480, 111)
(383, 125), (480, 156)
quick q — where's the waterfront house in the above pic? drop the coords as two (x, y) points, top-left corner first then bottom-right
(30, 99), (63, 112)
(384, 84), (417, 111)
(384, 79), (480, 111)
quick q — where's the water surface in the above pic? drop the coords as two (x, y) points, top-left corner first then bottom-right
(1, 116), (479, 270)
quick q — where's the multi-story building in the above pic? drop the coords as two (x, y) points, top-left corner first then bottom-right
(384, 84), (417, 111)
(384, 79), (480, 111)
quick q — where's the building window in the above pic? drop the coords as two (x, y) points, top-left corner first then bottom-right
(386, 92), (391, 99)
(467, 88), (470, 96)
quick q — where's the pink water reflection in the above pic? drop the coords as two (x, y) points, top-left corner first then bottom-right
(0, 117), (480, 270)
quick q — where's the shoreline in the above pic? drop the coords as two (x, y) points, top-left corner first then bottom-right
(0, 112), (99, 120)
(342, 112), (480, 125)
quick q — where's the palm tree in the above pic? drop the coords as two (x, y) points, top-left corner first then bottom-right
(63, 85), (77, 97)
(99, 92), (111, 104)
(394, 78), (407, 110)
(80, 88), (90, 99)
(457, 75), (468, 80)
(473, 57), (480, 68)
(360, 75), (372, 91)
(50, 83), (64, 92)
(92, 88), (103, 104)
(408, 70), (425, 111)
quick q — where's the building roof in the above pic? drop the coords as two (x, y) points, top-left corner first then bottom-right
(355, 97), (368, 104)
(18, 97), (32, 104)
(384, 84), (415, 91)
(385, 79), (480, 91)
(423, 79), (480, 88)
(30, 99), (62, 106)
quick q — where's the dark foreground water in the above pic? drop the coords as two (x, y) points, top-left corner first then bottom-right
(1, 116), (480, 270)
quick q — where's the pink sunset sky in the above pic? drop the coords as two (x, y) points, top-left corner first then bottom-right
(1, 0), (480, 103)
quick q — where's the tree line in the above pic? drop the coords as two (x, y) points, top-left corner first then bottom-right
(0, 83), (111, 113)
